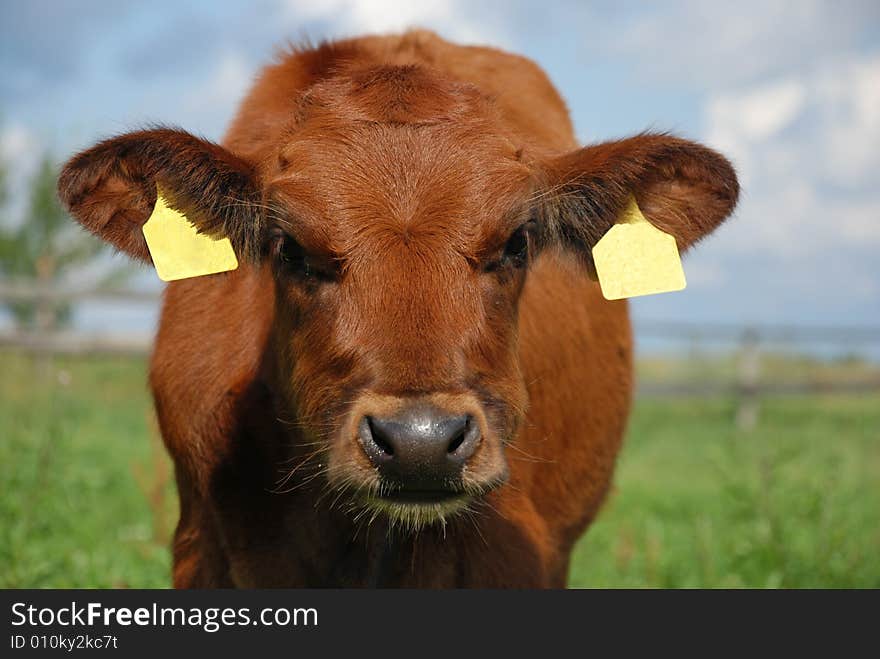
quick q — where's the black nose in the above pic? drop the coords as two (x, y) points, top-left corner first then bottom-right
(358, 406), (480, 489)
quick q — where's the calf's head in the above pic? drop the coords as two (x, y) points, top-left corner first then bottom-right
(59, 65), (738, 529)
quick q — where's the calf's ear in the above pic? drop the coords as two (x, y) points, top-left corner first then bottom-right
(538, 133), (739, 264)
(57, 128), (263, 263)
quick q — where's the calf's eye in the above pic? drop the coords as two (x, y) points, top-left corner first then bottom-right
(501, 221), (534, 268)
(275, 234), (315, 279)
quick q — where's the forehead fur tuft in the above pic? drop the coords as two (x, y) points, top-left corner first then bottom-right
(295, 64), (494, 127)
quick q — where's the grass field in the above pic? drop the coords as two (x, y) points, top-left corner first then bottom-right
(2, 351), (878, 588)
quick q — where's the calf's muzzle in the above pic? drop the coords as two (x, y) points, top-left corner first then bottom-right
(358, 405), (481, 494)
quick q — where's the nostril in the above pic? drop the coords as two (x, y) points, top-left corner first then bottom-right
(447, 415), (479, 459)
(447, 418), (469, 454)
(365, 416), (394, 456)
(447, 430), (465, 454)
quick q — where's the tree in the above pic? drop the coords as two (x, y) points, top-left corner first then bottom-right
(0, 154), (129, 330)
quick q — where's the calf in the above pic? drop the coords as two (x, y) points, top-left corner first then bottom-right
(58, 30), (738, 587)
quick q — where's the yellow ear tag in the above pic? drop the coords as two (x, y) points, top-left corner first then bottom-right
(591, 196), (686, 300)
(142, 191), (238, 282)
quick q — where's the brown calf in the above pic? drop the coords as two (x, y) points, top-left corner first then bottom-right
(58, 30), (738, 587)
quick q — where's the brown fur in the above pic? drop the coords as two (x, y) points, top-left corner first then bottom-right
(58, 30), (738, 587)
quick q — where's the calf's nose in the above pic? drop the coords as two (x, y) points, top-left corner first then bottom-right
(358, 406), (480, 489)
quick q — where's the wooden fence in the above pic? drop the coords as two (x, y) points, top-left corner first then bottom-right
(0, 281), (157, 356)
(633, 320), (880, 429)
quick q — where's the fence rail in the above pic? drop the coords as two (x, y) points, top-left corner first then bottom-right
(0, 281), (161, 304)
(0, 329), (154, 356)
(636, 320), (880, 344)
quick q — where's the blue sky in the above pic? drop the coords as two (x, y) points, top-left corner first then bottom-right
(1, 0), (879, 339)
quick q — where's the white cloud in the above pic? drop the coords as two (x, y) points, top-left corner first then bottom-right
(814, 55), (880, 187)
(702, 53), (880, 263)
(0, 122), (38, 165)
(0, 122), (42, 225)
(597, 0), (878, 89)
(707, 80), (805, 143)
(282, 0), (510, 46)
(182, 51), (254, 117)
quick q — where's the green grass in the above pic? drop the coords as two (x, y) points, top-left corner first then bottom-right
(570, 396), (880, 588)
(1, 351), (878, 588)
(0, 353), (174, 588)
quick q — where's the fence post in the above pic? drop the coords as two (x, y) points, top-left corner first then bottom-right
(33, 263), (57, 378)
(735, 328), (761, 431)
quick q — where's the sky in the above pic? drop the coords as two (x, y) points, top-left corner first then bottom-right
(1, 0), (879, 347)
